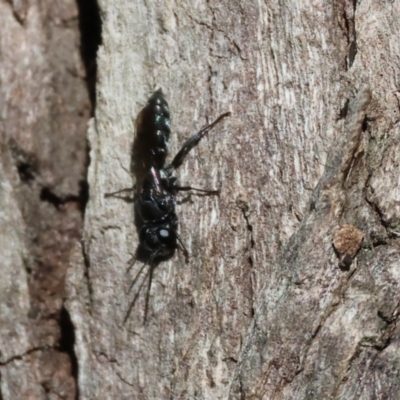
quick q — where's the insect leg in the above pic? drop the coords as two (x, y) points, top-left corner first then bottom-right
(176, 234), (189, 262)
(171, 185), (220, 195)
(105, 186), (136, 198)
(127, 259), (147, 292)
(166, 112), (230, 172)
(124, 266), (150, 324)
(143, 264), (155, 325)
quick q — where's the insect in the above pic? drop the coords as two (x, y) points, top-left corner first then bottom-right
(124, 89), (230, 324)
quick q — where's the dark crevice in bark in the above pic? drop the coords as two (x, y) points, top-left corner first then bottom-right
(378, 309), (397, 326)
(347, 36), (357, 69)
(52, 4), (101, 395)
(116, 370), (136, 388)
(374, 306), (400, 351)
(361, 115), (368, 132)
(78, 180), (90, 214)
(5, 0), (26, 25)
(76, 0), (102, 111)
(364, 185), (393, 243)
(0, 347), (47, 366)
(9, 138), (38, 183)
(40, 181), (89, 213)
(59, 307), (79, 400)
(238, 202), (255, 250)
(365, 196), (388, 228)
(339, 98), (350, 120)
(367, 239), (388, 248)
(82, 240), (94, 312)
(223, 356), (238, 364)
(239, 377), (246, 400)
(237, 200), (256, 317)
(17, 162), (36, 183)
(342, 10), (350, 44)
(361, 128), (392, 244)
(341, 0), (358, 70)
(349, 0), (358, 68)
(348, 3), (357, 69)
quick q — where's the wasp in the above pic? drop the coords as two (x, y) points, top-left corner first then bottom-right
(123, 89), (230, 323)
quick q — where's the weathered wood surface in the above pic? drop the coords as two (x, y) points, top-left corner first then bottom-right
(66, 0), (400, 399)
(0, 0), (93, 398)
(1, 0), (400, 399)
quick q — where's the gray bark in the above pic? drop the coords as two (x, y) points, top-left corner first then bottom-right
(0, 0), (91, 398)
(69, 0), (400, 399)
(1, 0), (400, 399)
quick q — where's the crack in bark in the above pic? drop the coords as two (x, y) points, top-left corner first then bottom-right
(237, 200), (256, 316)
(359, 111), (399, 244)
(82, 239), (94, 312)
(76, 0), (102, 111)
(364, 192), (390, 232)
(40, 182), (89, 213)
(363, 160), (394, 244)
(5, 0), (27, 25)
(187, 7), (247, 65)
(58, 307), (79, 400)
(8, 138), (38, 183)
(375, 303), (400, 350)
(95, 351), (117, 364)
(0, 346), (48, 367)
(115, 370), (136, 388)
(313, 89), (371, 207)
(341, 0), (358, 70)
(331, 305), (400, 399)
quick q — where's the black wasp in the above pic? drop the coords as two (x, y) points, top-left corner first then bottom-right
(123, 89), (229, 324)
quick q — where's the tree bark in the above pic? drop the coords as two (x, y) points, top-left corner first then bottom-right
(2, 0), (400, 399)
(69, 0), (400, 399)
(0, 0), (98, 398)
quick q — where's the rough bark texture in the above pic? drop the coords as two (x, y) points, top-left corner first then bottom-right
(0, 0), (99, 398)
(67, 0), (400, 399)
(2, 0), (400, 399)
